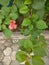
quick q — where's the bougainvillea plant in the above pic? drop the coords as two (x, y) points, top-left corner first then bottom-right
(0, 0), (48, 65)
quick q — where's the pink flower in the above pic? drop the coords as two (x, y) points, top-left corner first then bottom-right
(9, 20), (17, 30)
(10, 20), (16, 24)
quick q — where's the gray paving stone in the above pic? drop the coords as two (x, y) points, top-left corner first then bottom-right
(2, 56), (11, 65)
(11, 51), (16, 61)
(11, 44), (19, 51)
(0, 35), (5, 44)
(0, 51), (4, 61)
(0, 40), (5, 44)
(10, 60), (19, 65)
(3, 47), (12, 56)
(43, 56), (49, 65)
(0, 62), (3, 65)
(4, 40), (12, 47)
(46, 40), (49, 45)
(0, 44), (5, 51)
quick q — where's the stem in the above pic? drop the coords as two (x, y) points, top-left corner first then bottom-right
(13, 0), (16, 5)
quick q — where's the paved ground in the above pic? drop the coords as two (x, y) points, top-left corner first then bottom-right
(0, 31), (49, 65)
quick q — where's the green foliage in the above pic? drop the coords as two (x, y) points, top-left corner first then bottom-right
(15, 0), (24, 8)
(45, 0), (49, 13)
(0, 1), (19, 37)
(22, 18), (31, 26)
(18, 39), (33, 53)
(0, 19), (2, 24)
(0, 0), (10, 6)
(36, 20), (48, 29)
(16, 35), (47, 65)
(25, 61), (30, 65)
(9, 12), (19, 20)
(0, 0), (48, 65)
(16, 51), (28, 62)
(32, 0), (46, 10)
(33, 44), (47, 57)
(32, 56), (45, 65)
(19, 5), (29, 14)
(31, 30), (42, 38)
(45, 0), (49, 29)
(3, 29), (12, 37)
(1, 6), (10, 16)
(24, 0), (32, 5)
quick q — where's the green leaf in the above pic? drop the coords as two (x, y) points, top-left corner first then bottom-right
(24, 39), (33, 51)
(16, 51), (28, 62)
(36, 20), (48, 29)
(2, 25), (12, 38)
(39, 35), (45, 42)
(9, 12), (19, 20)
(28, 24), (33, 31)
(33, 46), (47, 57)
(0, 0), (10, 6)
(31, 14), (39, 22)
(0, 14), (4, 19)
(25, 61), (30, 65)
(4, 17), (10, 25)
(32, 56), (45, 65)
(24, 0), (32, 5)
(21, 24), (33, 35)
(32, 30), (42, 38)
(19, 5), (29, 14)
(22, 29), (30, 36)
(15, 0), (24, 8)
(11, 5), (17, 13)
(1, 6), (10, 16)
(32, 0), (46, 10)
(36, 9), (45, 19)
(0, 25), (1, 30)
(31, 34), (47, 57)
(2, 24), (7, 30)
(22, 18), (31, 26)
(3, 29), (12, 37)
(18, 39), (33, 52)
(0, 19), (2, 24)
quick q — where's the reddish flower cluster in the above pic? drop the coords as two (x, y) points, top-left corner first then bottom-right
(9, 20), (17, 30)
